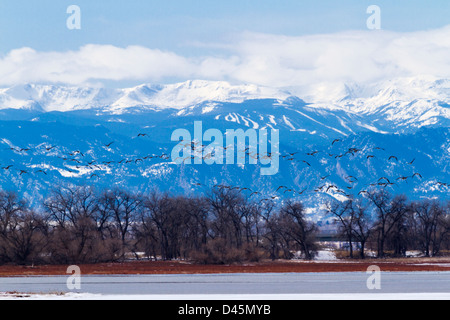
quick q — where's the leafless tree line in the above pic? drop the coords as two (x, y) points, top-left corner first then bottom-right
(0, 186), (318, 265)
(0, 186), (448, 266)
(326, 189), (450, 259)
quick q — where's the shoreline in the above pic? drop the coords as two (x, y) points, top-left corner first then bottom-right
(1, 257), (450, 277)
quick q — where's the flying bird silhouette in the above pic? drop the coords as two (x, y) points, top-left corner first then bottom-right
(326, 185), (338, 192)
(396, 176), (409, 182)
(412, 173), (422, 179)
(378, 177), (391, 183)
(332, 139), (342, 145)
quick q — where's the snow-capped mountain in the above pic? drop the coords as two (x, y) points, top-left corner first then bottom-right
(0, 77), (449, 132)
(0, 80), (291, 112)
(304, 76), (450, 131)
(0, 77), (448, 209)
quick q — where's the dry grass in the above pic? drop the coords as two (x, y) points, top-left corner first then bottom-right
(0, 256), (449, 277)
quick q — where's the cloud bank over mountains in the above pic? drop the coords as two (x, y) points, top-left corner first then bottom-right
(2, 26), (450, 91)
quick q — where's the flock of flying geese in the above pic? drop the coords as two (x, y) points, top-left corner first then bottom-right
(1, 135), (448, 202)
(205, 138), (448, 202)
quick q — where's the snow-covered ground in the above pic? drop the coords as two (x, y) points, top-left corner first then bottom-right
(315, 250), (337, 261)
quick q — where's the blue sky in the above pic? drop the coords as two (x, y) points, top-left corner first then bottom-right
(0, 1), (449, 88)
(1, 0), (449, 54)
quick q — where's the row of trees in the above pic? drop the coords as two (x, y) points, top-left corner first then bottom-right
(0, 186), (448, 266)
(0, 186), (318, 265)
(327, 190), (450, 259)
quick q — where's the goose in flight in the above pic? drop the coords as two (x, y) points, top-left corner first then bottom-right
(332, 139), (342, 145)
(411, 173), (422, 179)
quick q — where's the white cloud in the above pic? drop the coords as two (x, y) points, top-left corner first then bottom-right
(217, 27), (450, 88)
(0, 45), (194, 86)
(1, 26), (450, 89)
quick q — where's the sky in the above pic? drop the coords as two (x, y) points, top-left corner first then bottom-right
(0, 0), (449, 88)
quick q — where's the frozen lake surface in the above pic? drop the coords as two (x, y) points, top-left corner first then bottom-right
(1, 272), (450, 298)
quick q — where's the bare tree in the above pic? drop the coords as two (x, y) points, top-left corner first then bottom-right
(0, 191), (48, 265)
(4, 211), (48, 265)
(279, 201), (318, 260)
(327, 197), (374, 259)
(259, 201), (285, 260)
(412, 200), (449, 257)
(43, 185), (98, 227)
(351, 200), (373, 259)
(207, 187), (246, 250)
(43, 186), (106, 264)
(99, 189), (142, 259)
(326, 199), (356, 258)
(142, 193), (186, 260)
(368, 190), (411, 258)
(179, 196), (210, 257)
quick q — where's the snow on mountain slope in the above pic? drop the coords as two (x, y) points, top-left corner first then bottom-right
(297, 76), (450, 105)
(300, 76), (450, 130)
(0, 81), (291, 113)
(110, 80), (291, 110)
(0, 84), (117, 112)
(0, 77), (449, 131)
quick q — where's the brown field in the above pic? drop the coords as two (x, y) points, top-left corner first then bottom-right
(1, 258), (450, 277)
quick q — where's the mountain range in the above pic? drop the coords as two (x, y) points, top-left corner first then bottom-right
(0, 77), (448, 215)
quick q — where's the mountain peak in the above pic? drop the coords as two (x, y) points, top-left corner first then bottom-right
(0, 80), (291, 112)
(0, 77), (449, 121)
